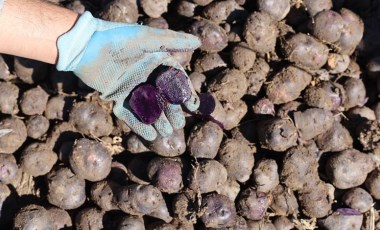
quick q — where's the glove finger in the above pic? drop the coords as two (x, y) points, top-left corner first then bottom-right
(136, 27), (201, 53)
(165, 104), (186, 129)
(153, 112), (173, 137)
(113, 101), (157, 141)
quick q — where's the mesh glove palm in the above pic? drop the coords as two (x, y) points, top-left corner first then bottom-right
(57, 12), (200, 141)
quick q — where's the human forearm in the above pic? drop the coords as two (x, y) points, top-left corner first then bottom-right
(0, 0), (79, 64)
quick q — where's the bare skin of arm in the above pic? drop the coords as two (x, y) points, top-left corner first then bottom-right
(0, 0), (79, 64)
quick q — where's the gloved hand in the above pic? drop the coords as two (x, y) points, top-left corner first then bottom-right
(56, 12), (201, 141)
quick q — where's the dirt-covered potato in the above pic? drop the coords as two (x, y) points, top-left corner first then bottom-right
(326, 53), (350, 74)
(176, 0), (197, 18)
(0, 82), (18, 114)
(146, 129), (186, 157)
(141, 0), (168, 18)
(215, 179), (240, 201)
(69, 138), (112, 182)
(147, 157), (183, 194)
(365, 169), (380, 199)
(342, 78), (366, 110)
(257, 0), (290, 20)
(0, 55), (14, 81)
(342, 187), (373, 213)
(303, 81), (345, 111)
(188, 159), (228, 193)
(69, 101), (113, 137)
(0, 117), (27, 154)
(282, 33), (329, 70)
(246, 58), (270, 96)
(193, 53), (227, 74)
(187, 121), (223, 159)
(45, 95), (73, 120)
(19, 86), (49, 116)
(116, 184), (172, 222)
(237, 187), (271, 220)
(252, 98), (275, 116)
(243, 11), (278, 53)
(298, 180), (334, 218)
(14, 57), (49, 84)
(200, 193), (237, 228)
(101, 0), (139, 23)
(222, 99), (247, 130)
(270, 184), (299, 216)
(218, 138), (255, 182)
(266, 66), (312, 104)
(312, 10), (344, 43)
(47, 167), (86, 210)
(258, 118), (298, 152)
(125, 133), (150, 154)
(326, 149), (375, 189)
(230, 42), (256, 72)
(253, 159), (279, 193)
(13, 204), (54, 229)
(48, 207), (73, 229)
(145, 17), (169, 29)
(303, 0), (332, 17)
(91, 180), (120, 211)
(318, 209), (363, 230)
(293, 108), (334, 141)
(202, 0), (246, 24)
(208, 69), (247, 103)
(117, 215), (145, 230)
(335, 8), (364, 55)
(0, 182), (10, 214)
(0, 154), (18, 184)
(316, 122), (353, 153)
(26, 115), (49, 139)
(281, 143), (319, 191)
(189, 19), (228, 53)
(74, 208), (104, 230)
(273, 216), (294, 230)
(20, 143), (57, 177)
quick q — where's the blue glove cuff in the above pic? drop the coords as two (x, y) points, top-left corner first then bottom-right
(56, 11), (98, 71)
(0, 0), (4, 13)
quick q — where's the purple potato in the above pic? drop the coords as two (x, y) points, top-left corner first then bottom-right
(156, 67), (191, 104)
(129, 84), (164, 125)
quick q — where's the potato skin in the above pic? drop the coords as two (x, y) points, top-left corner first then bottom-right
(237, 187), (271, 220)
(342, 187), (373, 213)
(101, 0), (139, 23)
(365, 169), (380, 199)
(189, 19), (228, 53)
(258, 118), (298, 152)
(293, 108), (334, 141)
(75, 207), (104, 230)
(26, 115), (49, 139)
(0, 117), (27, 154)
(19, 86), (49, 116)
(243, 11), (278, 53)
(218, 138), (255, 182)
(13, 204), (54, 230)
(147, 129), (186, 157)
(0, 82), (19, 114)
(266, 66), (312, 104)
(20, 143), (58, 177)
(326, 149), (375, 189)
(69, 138), (112, 182)
(208, 69), (247, 103)
(0, 154), (18, 184)
(188, 159), (228, 193)
(47, 167), (86, 210)
(270, 185), (299, 216)
(200, 194), (237, 228)
(187, 121), (224, 159)
(282, 33), (329, 70)
(69, 101), (113, 137)
(312, 10), (344, 43)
